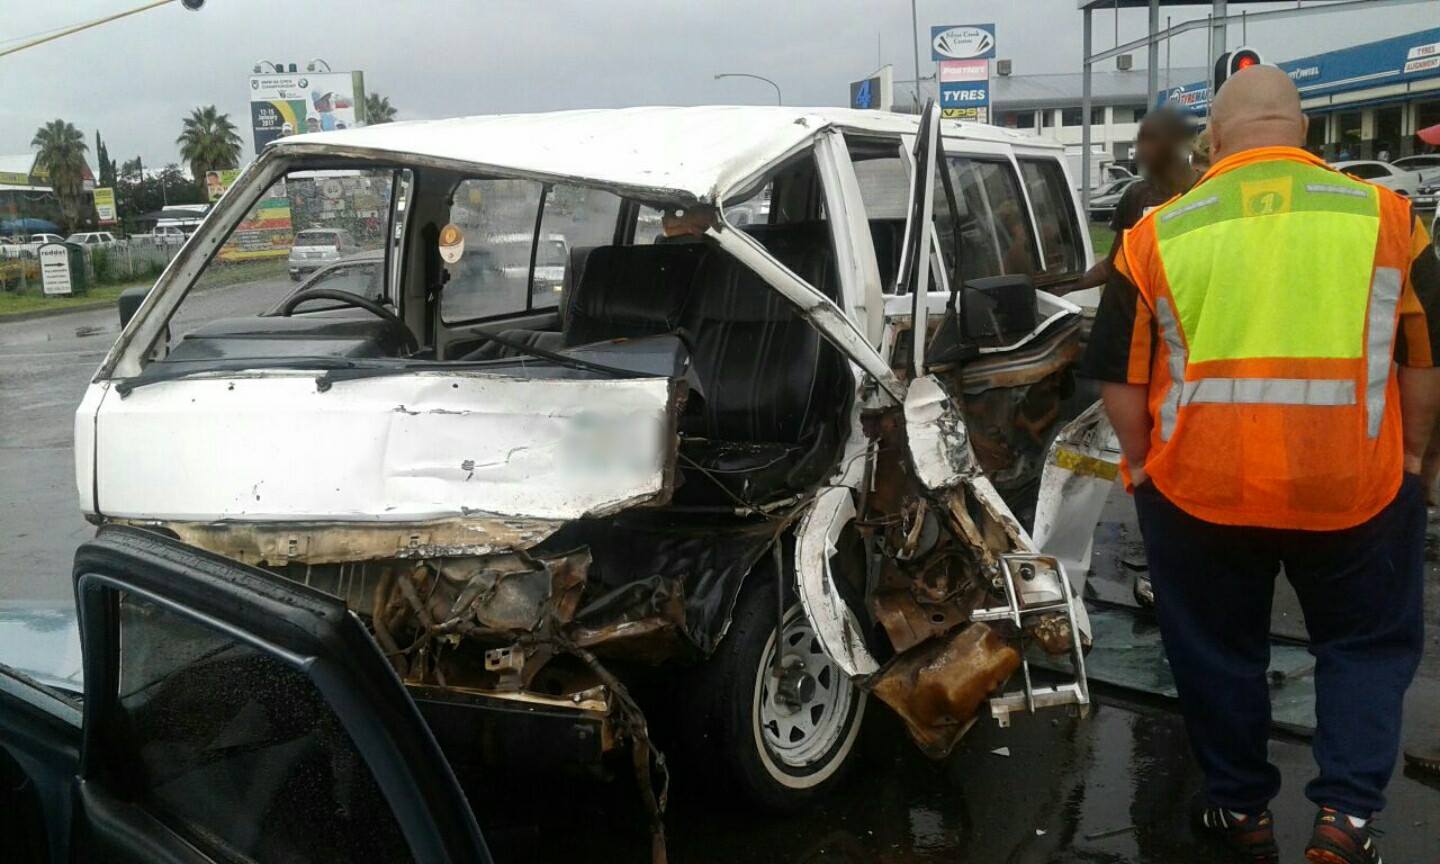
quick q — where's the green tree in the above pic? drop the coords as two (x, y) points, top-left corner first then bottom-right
(94, 130), (117, 188)
(364, 92), (397, 124)
(31, 119), (89, 232)
(176, 105), (241, 195)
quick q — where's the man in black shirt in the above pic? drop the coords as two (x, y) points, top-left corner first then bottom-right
(1068, 108), (1197, 294)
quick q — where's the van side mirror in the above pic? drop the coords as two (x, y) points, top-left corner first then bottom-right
(117, 285), (150, 328)
(961, 275), (1039, 342)
(925, 274), (1039, 367)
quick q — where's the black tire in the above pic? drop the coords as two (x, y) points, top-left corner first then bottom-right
(679, 579), (867, 811)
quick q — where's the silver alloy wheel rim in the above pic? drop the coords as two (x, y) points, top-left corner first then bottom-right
(756, 608), (855, 769)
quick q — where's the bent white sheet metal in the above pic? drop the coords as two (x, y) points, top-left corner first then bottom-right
(794, 486), (879, 679)
(91, 372), (679, 522)
(1031, 399), (1121, 604)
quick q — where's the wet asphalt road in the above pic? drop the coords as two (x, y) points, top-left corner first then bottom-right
(1, 288), (1438, 862)
(0, 276), (293, 602)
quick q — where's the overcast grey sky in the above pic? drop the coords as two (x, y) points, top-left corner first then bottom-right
(2, 0), (1435, 171)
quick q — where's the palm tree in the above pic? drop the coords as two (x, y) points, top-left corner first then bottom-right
(365, 93), (397, 124)
(176, 105), (242, 194)
(31, 120), (89, 232)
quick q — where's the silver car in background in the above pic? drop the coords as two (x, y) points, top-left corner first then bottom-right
(287, 227), (358, 279)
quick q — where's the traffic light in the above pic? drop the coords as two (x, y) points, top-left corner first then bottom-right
(1214, 47), (1263, 90)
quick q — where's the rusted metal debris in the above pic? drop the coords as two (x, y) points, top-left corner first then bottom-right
(869, 623), (1022, 758)
(118, 515), (561, 566)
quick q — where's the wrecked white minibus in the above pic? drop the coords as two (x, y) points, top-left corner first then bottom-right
(75, 105), (1103, 823)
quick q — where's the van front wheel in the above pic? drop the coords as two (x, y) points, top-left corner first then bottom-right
(684, 582), (866, 811)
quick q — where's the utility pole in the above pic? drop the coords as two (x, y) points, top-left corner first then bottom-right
(1147, 0), (1160, 110)
(911, 0), (924, 111)
(1082, 7), (1094, 212)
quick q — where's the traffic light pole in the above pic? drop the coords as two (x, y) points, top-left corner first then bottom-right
(0, 0), (203, 60)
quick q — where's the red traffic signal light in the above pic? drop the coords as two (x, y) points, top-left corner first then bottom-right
(1215, 47), (1263, 90)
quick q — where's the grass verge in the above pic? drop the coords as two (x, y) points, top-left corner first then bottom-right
(0, 258), (289, 319)
(0, 281), (146, 319)
(1089, 222), (1116, 256)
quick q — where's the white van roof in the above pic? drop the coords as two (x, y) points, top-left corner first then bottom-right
(273, 106), (1057, 205)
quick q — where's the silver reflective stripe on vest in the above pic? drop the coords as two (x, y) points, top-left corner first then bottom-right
(1154, 296), (1187, 440)
(1366, 267), (1403, 438)
(1159, 195), (1220, 223)
(1180, 377), (1356, 406)
(1305, 183), (1370, 199)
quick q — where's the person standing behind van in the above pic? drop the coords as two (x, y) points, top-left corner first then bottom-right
(1067, 108), (1196, 294)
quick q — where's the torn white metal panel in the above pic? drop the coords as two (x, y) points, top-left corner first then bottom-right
(1031, 399), (1122, 593)
(814, 130), (885, 346)
(903, 375), (974, 490)
(92, 373), (678, 522)
(794, 486), (879, 679)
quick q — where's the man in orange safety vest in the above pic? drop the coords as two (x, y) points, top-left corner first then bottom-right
(1082, 65), (1440, 864)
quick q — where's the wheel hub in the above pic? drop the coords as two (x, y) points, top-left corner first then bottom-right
(756, 612), (858, 769)
(774, 660), (817, 714)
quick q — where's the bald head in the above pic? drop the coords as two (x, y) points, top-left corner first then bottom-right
(1210, 65), (1308, 162)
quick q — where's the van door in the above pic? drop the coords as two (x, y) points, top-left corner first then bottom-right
(894, 100), (941, 377)
(69, 526), (490, 864)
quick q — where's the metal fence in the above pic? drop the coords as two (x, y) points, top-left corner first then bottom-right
(0, 239), (182, 293)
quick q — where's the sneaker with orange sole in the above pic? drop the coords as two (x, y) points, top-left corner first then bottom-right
(1305, 807), (1383, 864)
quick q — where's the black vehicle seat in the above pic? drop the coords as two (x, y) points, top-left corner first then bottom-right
(674, 222), (851, 505)
(560, 244), (598, 328)
(453, 244), (602, 361)
(563, 242), (709, 347)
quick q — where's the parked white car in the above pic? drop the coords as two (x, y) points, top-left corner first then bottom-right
(1332, 160), (1427, 197)
(16, 232), (64, 254)
(65, 231), (122, 249)
(80, 106), (1105, 830)
(1390, 153), (1440, 181)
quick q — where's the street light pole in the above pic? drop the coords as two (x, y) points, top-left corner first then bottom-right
(713, 73), (783, 106)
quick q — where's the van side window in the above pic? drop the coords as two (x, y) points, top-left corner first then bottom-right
(933, 157), (1039, 284)
(443, 181), (622, 321)
(442, 178), (544, 322)
(1019, 158), (1085, 280)
(851, 156), (909, 291)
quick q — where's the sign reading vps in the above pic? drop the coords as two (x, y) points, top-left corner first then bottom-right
(931, 24), (996, 61)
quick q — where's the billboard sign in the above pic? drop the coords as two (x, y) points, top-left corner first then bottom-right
(931, 24), (996, 61)
(1162, 25), (1440, 114)
(249, 70), (366, 152)
(940, 80), (990, 118)
(205, 168), (241, 202)
(849, 65), (894, 111)
(939, 59), (988, 82)
(93, 187), (116, 224)
(218, 181), (293, 262)
(941, 107), (988, 123)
